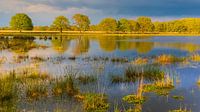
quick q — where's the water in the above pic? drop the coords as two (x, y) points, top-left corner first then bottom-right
(0, 36), (200, 112)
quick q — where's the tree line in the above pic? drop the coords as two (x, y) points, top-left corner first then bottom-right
(1, 13), (200, 33)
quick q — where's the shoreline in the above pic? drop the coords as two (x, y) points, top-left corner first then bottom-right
(1, 30), (200, 36)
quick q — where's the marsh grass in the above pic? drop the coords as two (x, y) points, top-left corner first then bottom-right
(125, 65), (164, 82)
(111, 57), (129, 63)
(172, 96), (184, 101)
(143, 74), (174, 96)
(52, 75), (79, 97)
(26, 81), (48, 100)
(169, 107), (192, 112)
(155, 54), (185, 64)
(197, 77), (200, 86)
(77, 75), (97, 85)
(81, 93), (109, 112)
(132, 57), (148, 65)
(189, 53), (200, 62)
(122, 95), (146, 105)
(0, 75), (17, 102)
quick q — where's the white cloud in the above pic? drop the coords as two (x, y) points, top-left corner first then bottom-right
(0, 0), (103, 25)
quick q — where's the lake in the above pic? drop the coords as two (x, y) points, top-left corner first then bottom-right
(0, 36), (200, 112)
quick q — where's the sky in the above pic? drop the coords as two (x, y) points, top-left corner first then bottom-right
(0, 0), (200, 26)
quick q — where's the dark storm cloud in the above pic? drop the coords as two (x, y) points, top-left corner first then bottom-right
(0, 0), (200, 26)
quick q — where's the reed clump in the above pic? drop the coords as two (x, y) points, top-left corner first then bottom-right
(81, 93), (109, 112)
(155, 54), (185, 64)
(190, 53), (200, 62)
(132, 57), (148, 65)
(143, 75), (174, 96)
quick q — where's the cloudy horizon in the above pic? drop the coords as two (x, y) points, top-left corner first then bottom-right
(0, 0), (200, 26)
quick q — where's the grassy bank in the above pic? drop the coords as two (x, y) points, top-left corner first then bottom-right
(1, 30), (200, 37)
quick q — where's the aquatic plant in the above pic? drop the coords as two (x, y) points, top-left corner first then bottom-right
(77, 75), (97, 85)
(143, 74), (174, 96)
(172, 95), (184, 101)
(169, 107), (192, 112)
(110, 75), (125, 83)
(52, 75), (79, 97)
(132, 57), (148, 65)
(155, 54), (185, 64)
(26, 81), (48, 100)
(111, 57), (128, 63)
(0, 75), (17, 102)
(123, 95), (146, 104)
(125, 65), (164, 82)
(197, 77), (200, 85)
(82, 93), (109, 112)
(190, 53), (200, 62)
(30, 56), (45, 62)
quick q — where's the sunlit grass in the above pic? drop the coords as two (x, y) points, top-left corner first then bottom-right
(197, 77), (200, 86)
(155, 54), (185, 64)
(190, 53), (200, 62)
(143, 74), (174, 96)
(132, 57), (148, 65)
(81, 93), (109, 112)
(169, 107), (192, 112)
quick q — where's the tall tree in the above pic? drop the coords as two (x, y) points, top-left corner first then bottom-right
(50, 16), (70, 33)
(137, 16), (154, 32)
(72, 14), (90, 31)
(154, 22), (165, 32)
(10, 13), (33, 32)
(129, 20), (140, 32)
(99, 18), (118, 31)
(118, 18), (132, 32)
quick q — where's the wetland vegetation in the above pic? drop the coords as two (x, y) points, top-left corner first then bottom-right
(0, 36), (199, 112)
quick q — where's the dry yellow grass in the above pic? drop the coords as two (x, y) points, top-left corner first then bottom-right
(190, 53), (200, 62)
(132, 57), (148, 65)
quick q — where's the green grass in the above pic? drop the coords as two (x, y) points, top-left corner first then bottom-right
(81, 93), (109, 112)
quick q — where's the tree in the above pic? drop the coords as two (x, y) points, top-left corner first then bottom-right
(72, 14), (90, 31)
(50, 16), (70, 33)
(99, 18), (118, 31)
(137, 16), (154, 32)
(10, 13), (33, 32)
(129, 20), (140, 32)
(118, 18), (132, 32)
(154, 22), (165, 32)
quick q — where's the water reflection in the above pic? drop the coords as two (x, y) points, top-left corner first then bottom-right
(0, 36), (200, 56)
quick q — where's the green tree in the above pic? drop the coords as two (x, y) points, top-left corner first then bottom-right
(50, 16), (70, 33)
(118, 18), (132, 32)
(72, 14), (90, 31)
(137, 16), (154, 32)
(10, 13), (33, 32)
(154, 22), (165, 32)
(99, 18), (118, 31)
(129, 20), (140, 32)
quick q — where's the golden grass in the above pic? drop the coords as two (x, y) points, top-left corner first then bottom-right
(155, 54), (185, 64)
(190, 53), (200, 62)
(197, 77), (200, 85)
(132, 57), (148, 65)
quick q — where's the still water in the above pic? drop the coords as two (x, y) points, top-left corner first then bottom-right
(0, 36), (200, 112)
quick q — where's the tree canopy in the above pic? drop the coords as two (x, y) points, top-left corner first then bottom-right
(99, 18), (118, 31)
(72, 14), (90, 31)
(50, 16), (70, 33)
(5, 13), (200, 33)
(137, 16), (154, 32)
(10, 13), (33, 31)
